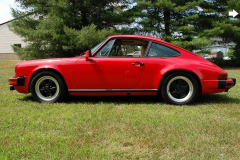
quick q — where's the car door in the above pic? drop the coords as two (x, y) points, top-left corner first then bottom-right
(75, 38), (148, 89)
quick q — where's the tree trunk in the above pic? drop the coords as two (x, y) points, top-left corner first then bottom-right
(164, 9), (171, 37)
(81, 10), (88, 27)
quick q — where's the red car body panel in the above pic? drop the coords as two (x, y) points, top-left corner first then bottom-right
(9, 35), (235, 98)
(76, 57), (147, 89)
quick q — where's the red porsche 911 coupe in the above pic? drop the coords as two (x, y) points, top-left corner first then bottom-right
(9, 35), (236, 105)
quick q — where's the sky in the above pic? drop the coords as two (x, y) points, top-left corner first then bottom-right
(0, 0), (20, 24)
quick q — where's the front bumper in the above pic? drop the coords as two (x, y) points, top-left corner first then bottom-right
(9, 76), (25, 86)
(9, 76), (25, 91)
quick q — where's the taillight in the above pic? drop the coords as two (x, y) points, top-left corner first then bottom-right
(218, 74), (228, 80)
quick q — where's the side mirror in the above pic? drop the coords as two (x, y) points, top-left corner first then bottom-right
(85, 50), (91, 61)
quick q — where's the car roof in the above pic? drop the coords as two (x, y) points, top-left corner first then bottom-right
(108, 35), (198, 56)
(109, 35), (164, 43)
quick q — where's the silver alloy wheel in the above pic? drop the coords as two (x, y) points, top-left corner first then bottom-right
(166, 76), (194, 103)
(35, 76), (60, 102)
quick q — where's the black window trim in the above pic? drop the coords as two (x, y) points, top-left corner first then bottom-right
(145, 41), (152, 57)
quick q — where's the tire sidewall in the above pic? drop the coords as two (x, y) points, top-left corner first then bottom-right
(30, 71), (66, 103)
(161, 72), (198, 105)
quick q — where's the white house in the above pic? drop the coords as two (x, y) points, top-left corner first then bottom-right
(192, 38), (236, 57)
(0, 20), (26, 60)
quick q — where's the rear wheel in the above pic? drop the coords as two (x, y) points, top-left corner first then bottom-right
(30, 71), (67, 103)
(161, 72), (198, 105)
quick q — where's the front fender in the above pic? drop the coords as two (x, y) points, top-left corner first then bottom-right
(15, 58), (78, 92)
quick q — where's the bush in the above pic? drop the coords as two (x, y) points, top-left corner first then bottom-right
(209, 58), (240, 68)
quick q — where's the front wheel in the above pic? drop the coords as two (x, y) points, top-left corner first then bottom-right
(161, 72), (199, 105)
(30, 71), (67, 103)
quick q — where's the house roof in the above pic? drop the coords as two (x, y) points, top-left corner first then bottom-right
(0, 19), (15, 26)
(0, 12), (38, 26)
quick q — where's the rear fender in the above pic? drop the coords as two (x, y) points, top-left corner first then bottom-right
(158, 69), (203, 94)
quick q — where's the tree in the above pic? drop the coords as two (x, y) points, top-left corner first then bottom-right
(10, 0), (132, 59)
(134, 0), (231, 51)
(195, 0), (240, 65)
(134, 0), (208, 51)
(212, 0), (240, 65)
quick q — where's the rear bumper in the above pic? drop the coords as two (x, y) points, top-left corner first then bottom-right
(201, 78), (236, 94)
(218, 78), (236, 89)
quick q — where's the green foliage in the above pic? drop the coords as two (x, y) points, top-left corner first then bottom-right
(10, 0), (132, 60)
(210, 58), (239, 68)
(231, 45), (240, 66)
(171, 37), (212, 51)
(63, 24), (115, 52)
(203, 0), (240, 64)
(135, 0), (217, 51)
(12, 24), (115, 60)
(121, 45), (140, 55)
(10, 0), (240, 63)
(212, 19), (240, 63)
(134, 0), (240, 64)
(226, 48), (234, 57)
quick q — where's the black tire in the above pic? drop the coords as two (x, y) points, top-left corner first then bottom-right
(161, 72), (199, 105)
(30, 71), (67, 103)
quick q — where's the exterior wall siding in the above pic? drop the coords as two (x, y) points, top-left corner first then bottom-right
(0, 22), (26, 60)
(0, 53), (19, 60)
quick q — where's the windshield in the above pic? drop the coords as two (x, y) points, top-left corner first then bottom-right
(90, 37), (108, 54)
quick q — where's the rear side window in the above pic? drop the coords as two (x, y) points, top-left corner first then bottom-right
(148, 43), (180, 57)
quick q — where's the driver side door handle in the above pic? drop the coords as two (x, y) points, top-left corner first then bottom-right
(132, 62), (144, 66)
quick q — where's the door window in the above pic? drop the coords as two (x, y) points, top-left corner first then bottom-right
(94, 39), (149, 57)
(94, 39), (115, 57)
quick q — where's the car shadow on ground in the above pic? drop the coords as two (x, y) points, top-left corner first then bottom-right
(66, 95), (161, 104)
(66, 94), (240, 105)
(20, 93), (240, 105)
(194, 94), (240, 105)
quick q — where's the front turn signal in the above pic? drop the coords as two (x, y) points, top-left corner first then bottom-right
(9, 78), (18, 85)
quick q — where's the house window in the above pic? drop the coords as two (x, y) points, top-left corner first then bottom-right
(13, 44), (21, 52)
(14, 44), (21, 48)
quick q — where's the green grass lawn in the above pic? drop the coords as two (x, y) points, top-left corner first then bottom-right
(0, 61), (240, 159)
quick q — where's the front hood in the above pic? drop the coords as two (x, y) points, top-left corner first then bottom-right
(19, 57), (74, 65)
(15, 57), (77, 77)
